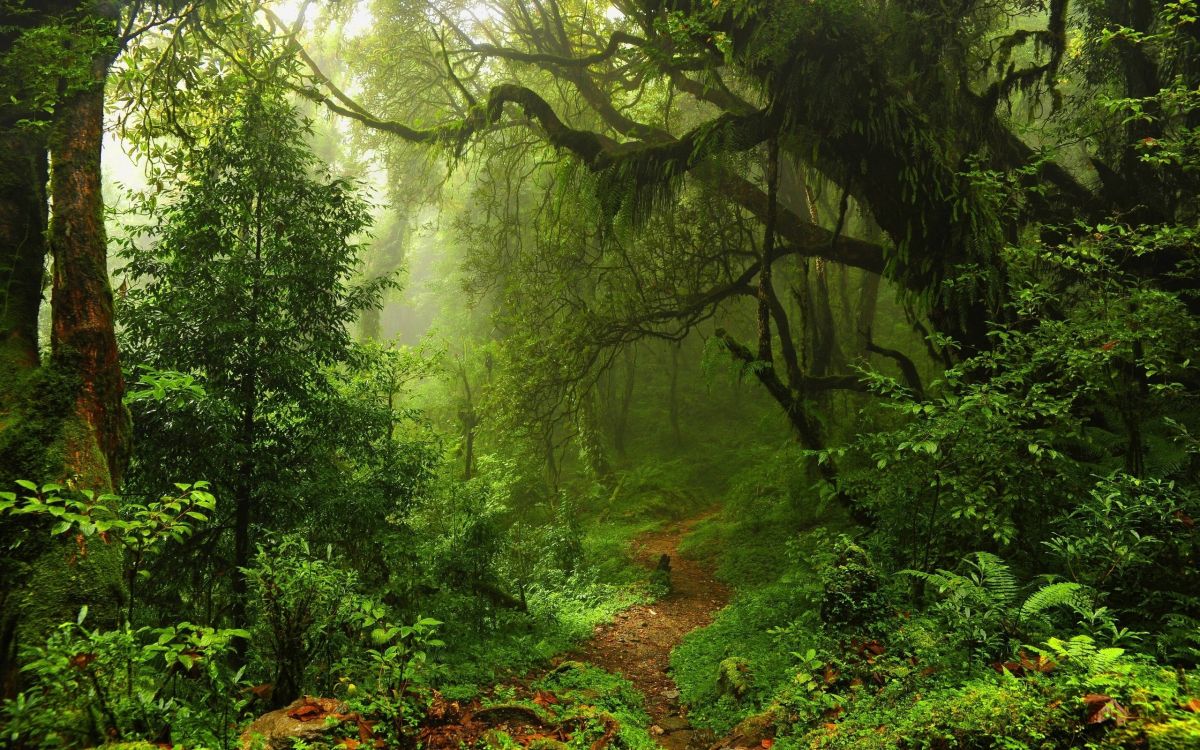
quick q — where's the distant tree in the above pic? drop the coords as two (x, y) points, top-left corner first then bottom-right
(119, 89), (389, 627)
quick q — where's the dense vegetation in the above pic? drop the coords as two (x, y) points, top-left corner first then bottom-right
(1, 0), (1198, 748)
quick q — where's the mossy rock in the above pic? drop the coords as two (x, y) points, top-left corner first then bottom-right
(239, 697), (348, 750)
(548, 660), (589, 676)
(474, 703), (548, 727)
(726, 706), (779, 746)
(527, 739), (569, 750)
(480, 729), (519, 749)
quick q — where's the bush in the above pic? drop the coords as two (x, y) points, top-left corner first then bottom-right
(1, 613), (248, 749)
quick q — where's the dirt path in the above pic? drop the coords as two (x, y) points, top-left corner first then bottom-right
(568, 513), (731, 749)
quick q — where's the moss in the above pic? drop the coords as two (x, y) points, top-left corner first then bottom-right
(0, 343), (35, 409)
(0, 361), (126, 656)
(1145, 717), (1200, 750)
(0, 361), (78, 486)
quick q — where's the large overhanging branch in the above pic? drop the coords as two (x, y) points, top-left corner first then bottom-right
(280, 25), (896, 277)
(463, 30), (647, 68)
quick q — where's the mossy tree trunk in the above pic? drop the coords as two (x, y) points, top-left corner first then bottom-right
(0, 132), (48, 384)
(49, 41), (130, 489)
(0, 1), (128, 694)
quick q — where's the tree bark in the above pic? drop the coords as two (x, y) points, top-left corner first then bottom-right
(0, 132), (48, 381)
(1, 4), (128, 693)
(49, 48), (129, 488)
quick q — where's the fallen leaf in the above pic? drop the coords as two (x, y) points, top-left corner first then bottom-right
(1020, 651), (1055, 674)
(1084, 694), (1130, 725)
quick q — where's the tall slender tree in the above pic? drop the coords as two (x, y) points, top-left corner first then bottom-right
(119, 89), (385, 627)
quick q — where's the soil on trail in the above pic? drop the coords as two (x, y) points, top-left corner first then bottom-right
(569, 513), (731, 748)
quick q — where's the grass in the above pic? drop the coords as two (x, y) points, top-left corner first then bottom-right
(668, 443), (858, 733)
(437, 455), (715, 695)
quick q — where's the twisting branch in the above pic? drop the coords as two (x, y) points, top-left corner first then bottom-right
(436, 27), (477, 109)
(865, 327), (925, 399)
(464, 30), (647, 68)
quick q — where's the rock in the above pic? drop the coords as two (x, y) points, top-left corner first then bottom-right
(472, 703), (546, 726)
(650, 725), (666, 736)
(660, 729), (697, 750)
(527, 739), (569, 750)
(660, 716), (691, 732)
(714, 706), (780, 750)
(239, 697), (347, 750)
(548, 660), (588, 677)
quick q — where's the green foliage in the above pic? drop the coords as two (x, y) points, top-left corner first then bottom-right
(0, 479), (216, 622)
(1045, 473), (1199, 660)
(819, 536), (889, 633)
(1, 613), (248, 749)
(0, 6), (118, 130)
(244, 535), (363, 707)
(903, 552), (1092, 661)
(116, 84), (407, 618)
(532, 663), (658, 750)
(337, 616), (446, 744)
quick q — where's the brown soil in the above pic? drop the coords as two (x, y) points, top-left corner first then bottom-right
(568, 512), (731, 748)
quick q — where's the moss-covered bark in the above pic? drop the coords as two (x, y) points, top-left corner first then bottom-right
(0, 131), (48, 395)
(0, 1), (128, 693)
(49, 43), (130, 488)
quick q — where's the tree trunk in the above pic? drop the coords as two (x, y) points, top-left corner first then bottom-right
(668, 342), (682, 447)
(0, 132), (48, 382)
(855, 272), (882, 356)
(232, 189), (265, 631)
(0, 129), (49, 700)
(1, 10), (127, 692)
(49, 51), (129, 489)
(612, 346), (636, 456)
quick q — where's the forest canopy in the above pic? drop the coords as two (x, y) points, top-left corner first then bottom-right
(0, 0), (1198, 748)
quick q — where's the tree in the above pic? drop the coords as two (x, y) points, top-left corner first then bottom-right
(119, 89), (387, 627)
(0, 0), (134, 689)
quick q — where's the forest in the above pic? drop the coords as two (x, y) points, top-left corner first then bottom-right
(1, 0), (1199, 748)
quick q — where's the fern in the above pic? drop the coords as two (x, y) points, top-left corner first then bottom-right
(1090, 647), (1127, 672)
(967, 552), (1018, 607)
(1020, 581), (1086, 620)
(1038, 635), (1126, 674)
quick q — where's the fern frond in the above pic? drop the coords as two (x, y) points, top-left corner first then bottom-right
(970, 552), (1018, 606)
(1089, 647), (1126, 672)
(1020, 582), (1086, 620)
